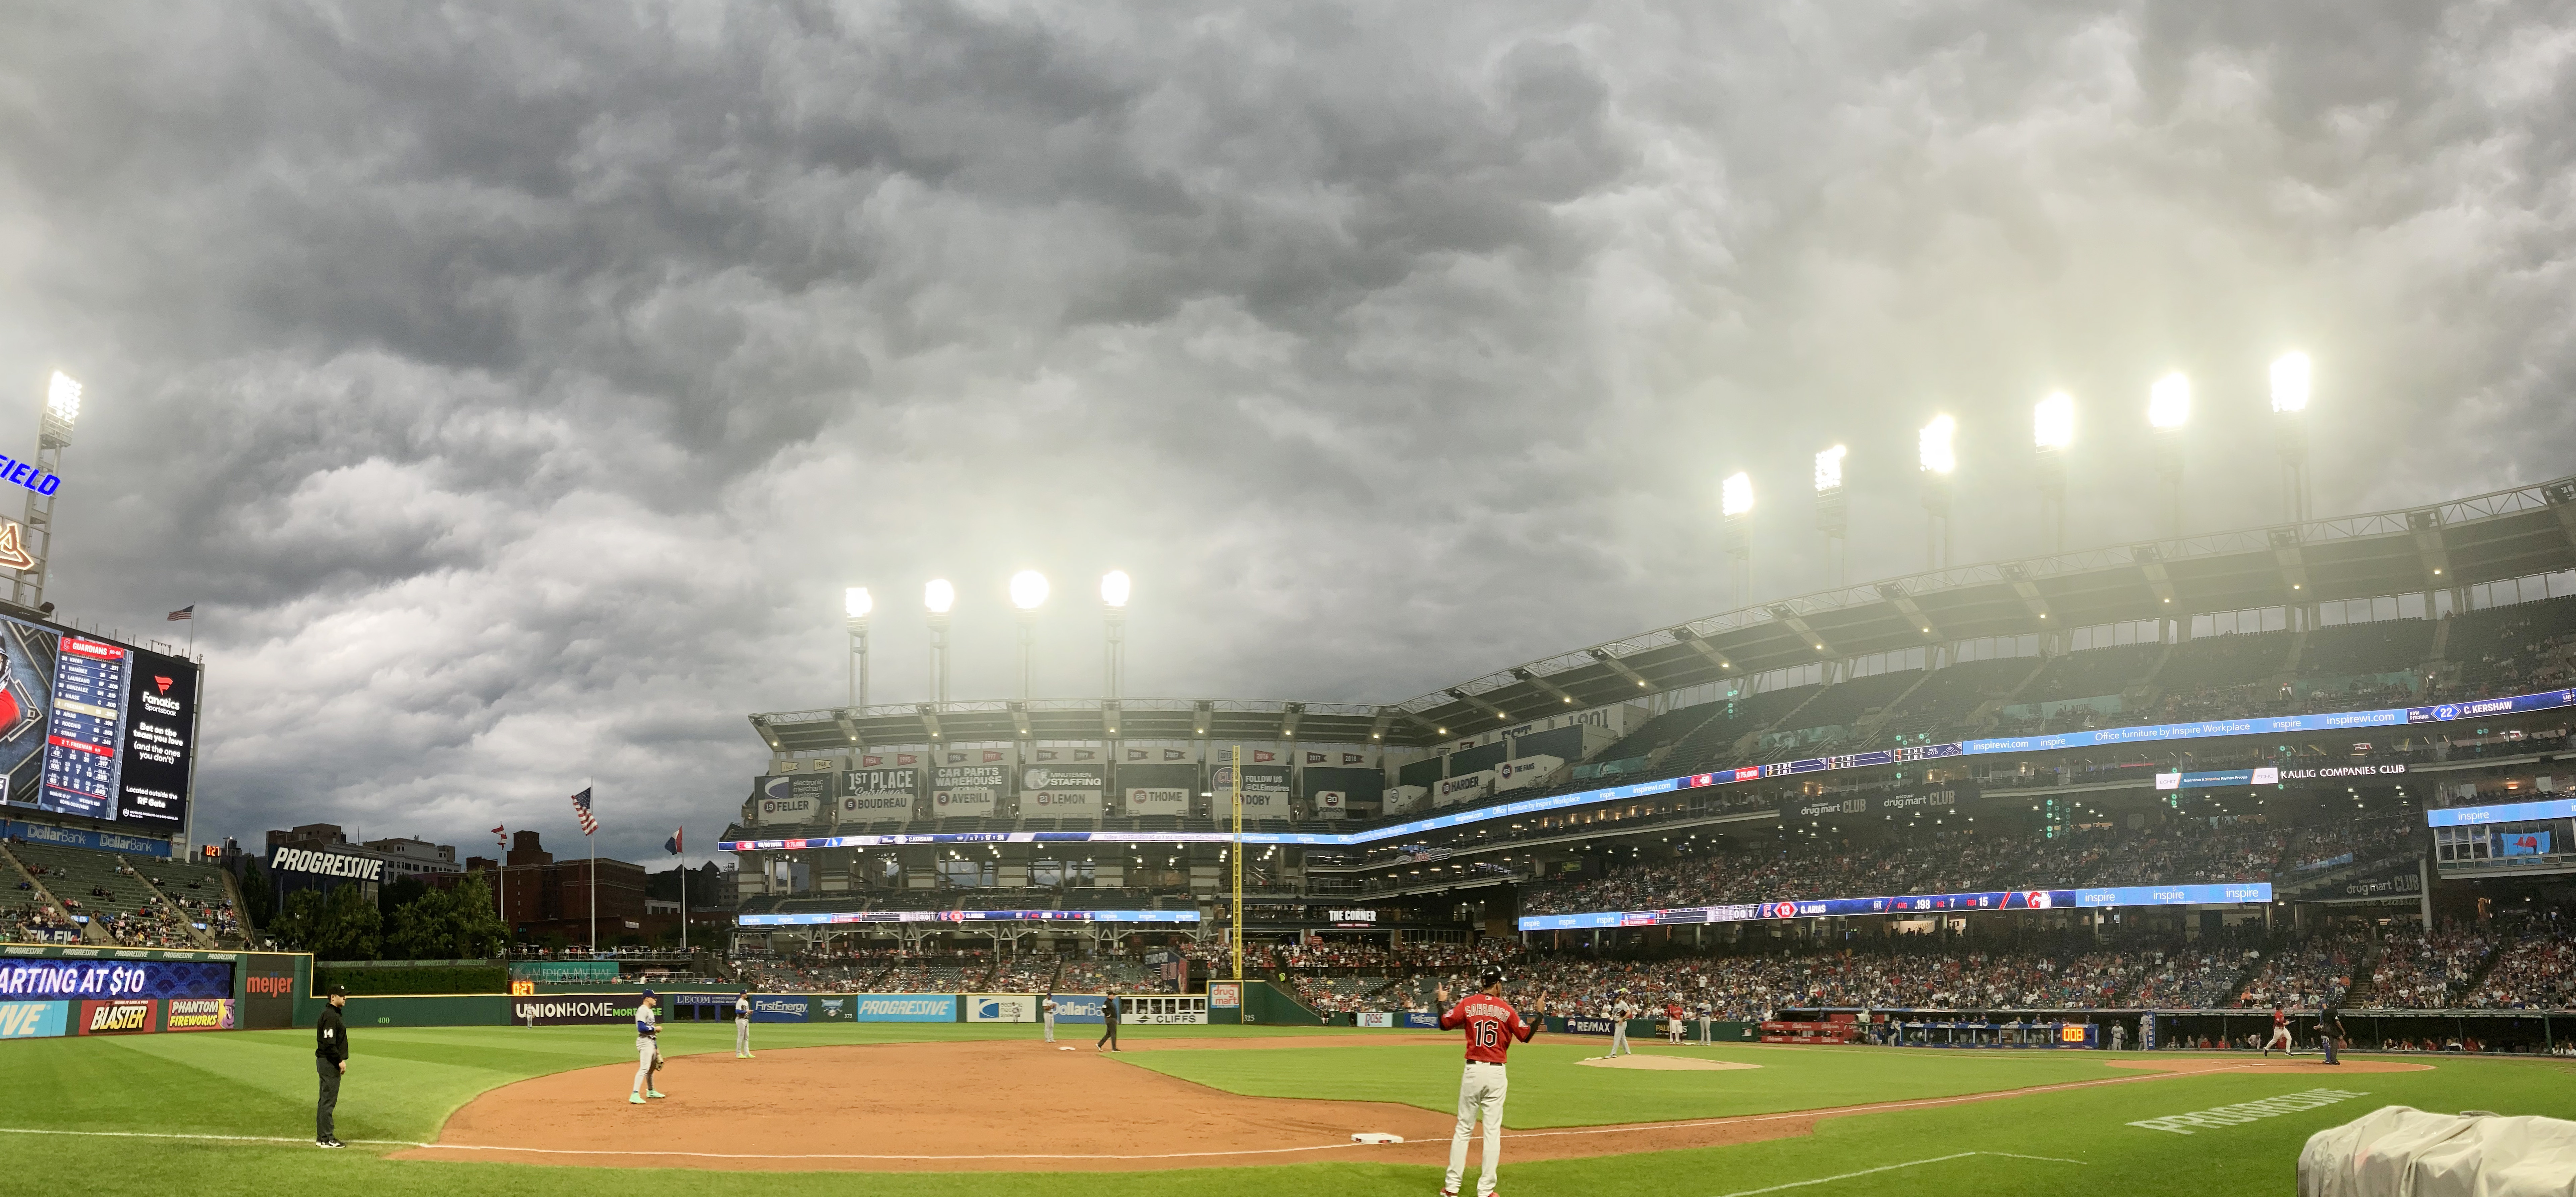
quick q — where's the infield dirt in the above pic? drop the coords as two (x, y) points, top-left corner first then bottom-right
(392, 1039), (2437, 1173)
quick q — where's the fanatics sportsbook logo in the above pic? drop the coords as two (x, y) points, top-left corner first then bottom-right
(153, 676), (174, 695)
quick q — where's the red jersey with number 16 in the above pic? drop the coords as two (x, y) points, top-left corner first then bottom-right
(1441, 994), (1538, 1065)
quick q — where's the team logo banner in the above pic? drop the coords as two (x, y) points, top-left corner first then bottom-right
(0, 1000), (68, 1039)
(163, 997), (236, 1032)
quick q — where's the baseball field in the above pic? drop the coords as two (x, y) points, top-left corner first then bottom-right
(6, 1021), (2571, 1196)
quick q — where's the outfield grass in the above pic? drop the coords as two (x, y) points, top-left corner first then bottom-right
(4, 1021), (2571, 1197)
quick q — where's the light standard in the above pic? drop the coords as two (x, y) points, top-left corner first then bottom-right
(844, 587), (872, 712)
(10, 372), (78, 611)
(1009, 570), (1048, 700)
(2149, 373), (2191, 539)
(925, 579), (955, 707)
(1919, 414), (1956, 569)
(2271, 353), (2312, 523)
(2034, 393), (2074, 553)
(1720, 472), (1753, 606)
(1813, 445), (1847, 588)
(1100, 571), (1130, 700)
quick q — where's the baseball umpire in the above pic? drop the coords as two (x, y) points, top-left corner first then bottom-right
(629, 989), (665, 1104)
(734, 990), (753, 1058)
(1096, 990), (1122, 1052)
(1434, 971), (1547, 1197)
(314, 984), (349, 1148)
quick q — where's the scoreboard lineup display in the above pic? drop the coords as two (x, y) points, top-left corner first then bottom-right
(0, 612), (199, 829)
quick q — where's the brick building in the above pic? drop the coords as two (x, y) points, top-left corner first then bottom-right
(465, 830), (648, 948)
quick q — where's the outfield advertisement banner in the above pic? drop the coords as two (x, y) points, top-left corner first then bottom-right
(1208, 983), (1241, 1009)
(1401, 1012), (1443, 1029)
(511, 996), (634, 1026)
(163, 997), (236, 1031)
(1356, 1012), (1394, 1028)
(0, 958), (233, 1001)
(1047, 995), (1108, 1024)
(739, 908), (1198, 926)
(1517, 882), (2273, 931)
(77, 998), (156, 1035)
(966, 994), (1037, 1023)
(1559, 1016), (1618, 1035)
(748, 995), (810, 1022)
(851, 994), (957, 1022)
(808, 995), (855, 1022)
(0, 1000), (69, 1039)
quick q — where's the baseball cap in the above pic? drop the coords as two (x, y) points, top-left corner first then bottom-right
(1481, 970), (1505, 988)
(639, 987), (656, 998)
(327, 984), (347, 997)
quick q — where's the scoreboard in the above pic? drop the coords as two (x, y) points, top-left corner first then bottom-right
(0, 612), (199, 830)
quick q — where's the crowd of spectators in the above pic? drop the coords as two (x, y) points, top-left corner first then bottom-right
(2365, 925), (2492, 1008)
(2234, 929), (2367, 1010)
(2460, 927), (2576, 1008)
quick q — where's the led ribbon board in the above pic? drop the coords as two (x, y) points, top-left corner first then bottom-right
(715, 685), (2573, 854)
(735, 909), (1199, 926)
(1516, 883), (2274, 931)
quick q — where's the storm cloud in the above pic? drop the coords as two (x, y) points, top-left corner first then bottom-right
(1, 2), (2569, 861)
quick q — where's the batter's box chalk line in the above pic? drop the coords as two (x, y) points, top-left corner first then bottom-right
(1710, 1150), (2083, 1197)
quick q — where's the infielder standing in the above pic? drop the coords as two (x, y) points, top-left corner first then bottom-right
(1434, 971), (1546, 1197)
(734, 990), (753, 1058)
(1042, 990), (1057, 1043)
(629, 989), (665, 1104)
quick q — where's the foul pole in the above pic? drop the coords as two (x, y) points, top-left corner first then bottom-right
(1242, 746), (1252, 978)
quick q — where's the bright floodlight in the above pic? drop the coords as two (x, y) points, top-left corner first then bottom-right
(1009, 570), (1049, 611)
(1100, 570), (1131, 608)
(2149, 372), (2191, 429)
(2271, 353), (2311, 413)
(1720, 471), (1754, 517)
(45, 371), (80, 424)
(2034, 392), (2074, 450)
(1918, 415), (1956, 474)
(924, 578), (956, 615)
(1813, 445), (1846, 492)
(844, 587), (872, 619)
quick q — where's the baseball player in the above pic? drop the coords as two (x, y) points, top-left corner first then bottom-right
(1664, 998), (1685, 1044)
(1698, 1001), (1713, 1046)
(1604, 991), (1634, 1058)
(629, 989), (665, 1103)
(2262, 1005), (2293, 1057)
(1042, 990), (1057, 1043)
(734, 991), (753, 1058)
(313, 984), (349, 1148)
(1434, 971), (1546, 1197)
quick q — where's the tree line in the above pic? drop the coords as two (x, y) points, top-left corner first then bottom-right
(264, 873), (509, 961)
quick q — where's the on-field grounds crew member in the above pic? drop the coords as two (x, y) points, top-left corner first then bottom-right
(314, 984), (349, 1148)
(1435, 972), (1548, 1197)
(630, 989), (666, 1104)
(735, 991), (753, 1058)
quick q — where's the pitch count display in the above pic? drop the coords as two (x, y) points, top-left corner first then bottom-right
(0, 611), (199, 829)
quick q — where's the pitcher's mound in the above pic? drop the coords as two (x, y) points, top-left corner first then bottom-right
(1578, 1054), (1761, 1071)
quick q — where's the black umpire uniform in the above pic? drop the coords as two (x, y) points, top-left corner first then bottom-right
(316, 985), (349, 1146)
(1097, 993), (1122, 1051)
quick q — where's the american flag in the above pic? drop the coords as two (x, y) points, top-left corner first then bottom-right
(571, 787), (597, 836)
(166, 605), (194, 622)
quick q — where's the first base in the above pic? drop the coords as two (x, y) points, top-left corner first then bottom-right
(1351, 1133), (1404, 1144)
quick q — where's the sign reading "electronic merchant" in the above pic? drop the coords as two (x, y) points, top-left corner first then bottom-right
(267, 846), (386, 882)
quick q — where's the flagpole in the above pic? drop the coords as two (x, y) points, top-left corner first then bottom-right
(677, 833), (687, 955)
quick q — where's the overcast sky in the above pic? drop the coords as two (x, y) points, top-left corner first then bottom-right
(2, 3), (2570, 863)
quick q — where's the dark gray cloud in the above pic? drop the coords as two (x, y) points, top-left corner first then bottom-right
(0, 2), (2569, 861)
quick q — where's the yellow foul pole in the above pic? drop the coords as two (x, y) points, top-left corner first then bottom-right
(1242, 741), (1252, 983)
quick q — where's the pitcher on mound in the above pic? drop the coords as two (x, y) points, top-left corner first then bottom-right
(1435, 971), (1548, 1197)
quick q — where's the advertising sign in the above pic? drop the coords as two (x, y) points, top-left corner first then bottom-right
(0, 820), (174, 859)
(1047, 994), (1108, 1024)
(0, 1000), (68, 1039)
(241, 953), (297, 1029)
(266, 846), (386, 883)
(1435, 771), (1493, 807)
(1356, 1011), (1394, 1028)
(76, 998), (156, 1035)
(750, 775), (830, 825)
(1315, 790), (1347, 819)
(1401, 1012), (1444, 1029)
(748, 995), (810, 1022)
(1124, 787), (1191, 816)
(1023, 766), (1106, 819)
(511, 996), (633, 1026)
(1211, 763), (1291, 792)
(931, 761), (1007, 819)
(809, 995), (854, 1022)
(1023, 787), (1103, 818)
(1518, 882), (2274, 931)
(1208, 982), (1242, 1009)
(850, 994), (957, 1022)
(0, 613), (204, 829)
(1560, 1016), (1618, 1036)
(0, 958), (233, 1001)
(1494, 755), (1562, 794)
(966, 994), (1038, 1023)
(163, 997), (236, 1032)
(931, 787), (997, 818)
(839, 780), (917, 822)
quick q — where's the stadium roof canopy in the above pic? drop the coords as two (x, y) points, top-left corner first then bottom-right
(753, 473), (2576, 753)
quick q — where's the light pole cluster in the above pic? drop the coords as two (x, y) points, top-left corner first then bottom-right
(9, 371), (81, 611)
(841, 571), (1132, 711)
(1723, 354), (2316, 603)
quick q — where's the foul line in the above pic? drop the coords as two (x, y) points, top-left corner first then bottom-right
(1712, 1151), (2081, 1197)
(0, 1127), (427, 1148)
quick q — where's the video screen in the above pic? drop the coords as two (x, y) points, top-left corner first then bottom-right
(0, 613), (198, 829)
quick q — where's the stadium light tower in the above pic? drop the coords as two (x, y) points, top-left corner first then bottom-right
(1919, 415), (1956, 570)
(924, 579), (956, 707)
(1813, 446), (1848, 587)
(1009, 570), (1049, 700)
(9, 371), (79, 612)
(1100, 570), (1130, 700)
(844, 587), (872, 713)
(2271, 352), (2312, 524)
(2148, 372), (2190, 538)
(2034, 393), (2073, 554)
(1720, 471), (1754, 607)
